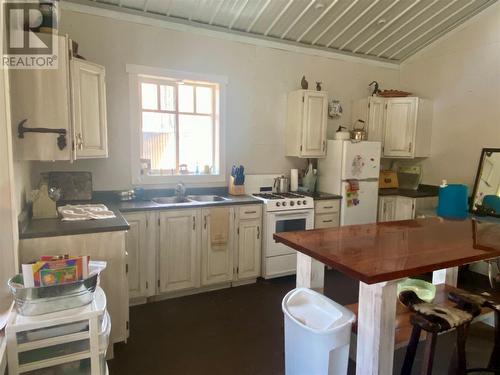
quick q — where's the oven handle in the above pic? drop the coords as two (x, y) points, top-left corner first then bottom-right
(273, 210), (313, 218)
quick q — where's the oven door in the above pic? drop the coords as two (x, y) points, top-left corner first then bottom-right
(265, 209), (314, 257)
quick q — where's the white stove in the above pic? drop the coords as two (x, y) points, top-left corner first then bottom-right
(252, 191), (314, 279)
(251, 192), (314, 212)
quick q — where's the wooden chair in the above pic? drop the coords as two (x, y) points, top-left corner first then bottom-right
(399, 290), (481, 375)
(448, 290), (500, 374)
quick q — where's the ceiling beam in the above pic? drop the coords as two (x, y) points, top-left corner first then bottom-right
(311, 0), (359, 45)
(296, 0), (339, 43)
(246, 0), (271, 32)
(209, 0), (224, 25)
(352, 0), (421, 54)
(378, 0), (458, 58)
(164, 0), (172, 16)
(281, 0), (315, 39)
(364, 0), (438, 55)
(326, 0), (380, 48)
(143, 0), (149, 12)
(264, 0), (293, 36)
(339, 0), (400, 51)
(188, 0), (201, 21)
(390, 0), (475, 59)
(229, 0), (249, 29)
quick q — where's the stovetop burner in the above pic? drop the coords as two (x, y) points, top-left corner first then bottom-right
(278, 192), (305, 198)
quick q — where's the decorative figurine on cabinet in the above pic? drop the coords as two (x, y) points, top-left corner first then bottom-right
(301, 75), (308, 89)
(316, 82), (322, 91)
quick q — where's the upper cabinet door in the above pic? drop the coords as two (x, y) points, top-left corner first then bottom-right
(366, 97), (385, 143)
(71, 59), (108, 159)
(301, 91), (328, 157)
(383, 98), (418, 158)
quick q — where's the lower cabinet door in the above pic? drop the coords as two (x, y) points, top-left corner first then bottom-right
(201, 207), (234, 286)
(395, 197), (415, 220)
(159, 209), (200, 293)
(123, 212), (148, 299)
(237, 218), (261, 280)
(378, 196), (397, 222)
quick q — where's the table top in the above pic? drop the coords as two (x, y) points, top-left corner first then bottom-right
(273, 217), (500, 284)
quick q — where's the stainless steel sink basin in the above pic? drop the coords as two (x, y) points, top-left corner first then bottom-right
(187, 195), (230, 202)
(152, 196), (193, 205)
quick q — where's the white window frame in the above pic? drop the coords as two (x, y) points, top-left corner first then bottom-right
(127, 64), (227, 186)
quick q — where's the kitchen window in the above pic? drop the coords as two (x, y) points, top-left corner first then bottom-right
(127, 65), (226, 185)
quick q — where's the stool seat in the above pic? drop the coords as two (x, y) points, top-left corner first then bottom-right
(399, 290), (479, 375)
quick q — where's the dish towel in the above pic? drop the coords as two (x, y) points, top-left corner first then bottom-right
(210, 207), (229, 250)
(58, 204), (116, 221)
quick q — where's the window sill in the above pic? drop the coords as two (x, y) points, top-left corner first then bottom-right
(133, 173), (226, 186)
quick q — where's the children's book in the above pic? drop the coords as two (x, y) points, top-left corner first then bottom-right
(22, 255), (89, 287)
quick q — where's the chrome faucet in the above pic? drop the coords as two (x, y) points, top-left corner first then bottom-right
(175, 182), (186, 200)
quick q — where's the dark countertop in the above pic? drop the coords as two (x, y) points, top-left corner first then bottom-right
(117, 194), (261, 213)
(19, 205), (130, 239)
(274, 218), (500, 284)
(19, 194), (261, 239)
(379, 184), (439, 198)
(296, 191), (342, 201)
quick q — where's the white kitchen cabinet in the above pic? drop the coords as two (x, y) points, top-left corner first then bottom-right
(235, 205), (262, 280)
(378, 196), (415, 222)
(123, 212), (156, 302)
(201, 207), (234, 286)
(286, 90), (328, 158)
(395, 196), (415, 221)
(314, 199), (340, 229)
(159, 209), (200, 293)
(70, 58), (108, 158)
(378, 196), (397, 222)
(352, 96), (433, 159)
(351, 96), (385, 143)
(10, 34), (108, 161)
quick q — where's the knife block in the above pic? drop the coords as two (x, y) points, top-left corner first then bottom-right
(229, 176), (245, 196)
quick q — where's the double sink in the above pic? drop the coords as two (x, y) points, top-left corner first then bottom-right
(151, 195), (231, 205)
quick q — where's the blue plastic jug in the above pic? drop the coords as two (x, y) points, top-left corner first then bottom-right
(437, 183), (468, 219)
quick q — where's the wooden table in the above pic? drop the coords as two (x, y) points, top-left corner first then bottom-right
(274, 217), (500, 375)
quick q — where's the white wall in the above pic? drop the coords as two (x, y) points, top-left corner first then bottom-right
(33, 9), (399, 190)
(400, 3), (500, 189)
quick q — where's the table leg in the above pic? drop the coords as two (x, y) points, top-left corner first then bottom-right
(356, 280), (398, 375)
(296, 252), (325, 293)
(432, 267), (458, 286)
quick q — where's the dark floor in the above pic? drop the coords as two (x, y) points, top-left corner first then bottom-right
(109, 269), (495, 375)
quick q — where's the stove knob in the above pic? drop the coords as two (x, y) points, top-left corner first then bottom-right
(302, 200), (307, 205)
(276, 202), (281, 207)
(282, 202), (287, 206)
(290, 201), (295, 206)
(297, 200), (302, 205)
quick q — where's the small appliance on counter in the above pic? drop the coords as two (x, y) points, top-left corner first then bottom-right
(350, 120), (367, 142)
(116, 189), (135, 201)
(397, 165), (422, 190)
(379, 170), (399, 189)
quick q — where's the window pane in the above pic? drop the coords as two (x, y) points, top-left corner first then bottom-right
(195, 86), (213, 114)
(141, 112), (176, 173)
(178, 85), (194, 113)
(160, 85), (175, 111)
(179, 115), (213, 173)
(141, 83), (157, 110)
(142, 112), (175, 133)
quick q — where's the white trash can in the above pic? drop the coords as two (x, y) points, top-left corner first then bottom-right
(282, 288), (356, 375)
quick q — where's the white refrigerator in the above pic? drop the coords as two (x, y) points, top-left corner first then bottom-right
(318, 140), (381, 226)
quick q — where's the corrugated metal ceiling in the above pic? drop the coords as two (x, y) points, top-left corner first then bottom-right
(65, 0), (498, 63)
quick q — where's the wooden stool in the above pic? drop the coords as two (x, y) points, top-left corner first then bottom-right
(448, 290), (500, 374)
(399, 290), (481, 375)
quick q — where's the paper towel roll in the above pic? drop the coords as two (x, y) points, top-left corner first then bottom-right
(290, 169), (299, 192)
